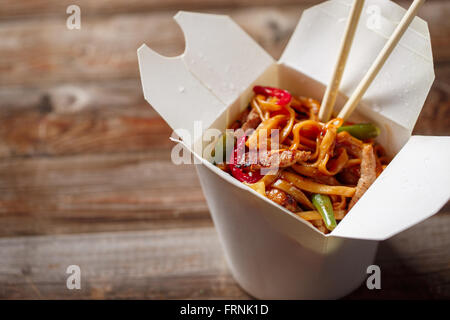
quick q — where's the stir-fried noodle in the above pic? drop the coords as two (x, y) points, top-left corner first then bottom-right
(214, 86), (389, 233)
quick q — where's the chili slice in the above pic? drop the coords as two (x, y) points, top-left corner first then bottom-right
(253, 86), (292, 106)
(228, 135), (263, 184)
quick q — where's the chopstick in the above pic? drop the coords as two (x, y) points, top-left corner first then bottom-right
(337, 0), (426, 121)
(319, 0), (365, 122)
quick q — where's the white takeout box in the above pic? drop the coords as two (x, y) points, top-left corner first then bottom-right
(138, 0), (450, 299)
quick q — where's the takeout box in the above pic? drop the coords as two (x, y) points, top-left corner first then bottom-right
(137, 0), (450, 299)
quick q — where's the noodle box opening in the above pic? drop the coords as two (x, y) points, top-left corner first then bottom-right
(137, 0), (450, 299)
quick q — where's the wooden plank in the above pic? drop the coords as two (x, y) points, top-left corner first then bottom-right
(0, 62), (448, 158)
(0, 0), (317, 20)
(0, 212), (448, 299)
(0, 151), (211, 237)
(1, 2), (449, 87)
(0, 0), (445, 20)
(0, 79), (175, 158)
(0, 110), (173, 158)
(0, 7), (301, 87)
(0, 226), (249, 299)
(0, 79), (151, 115)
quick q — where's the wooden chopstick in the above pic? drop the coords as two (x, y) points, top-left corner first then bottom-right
(337, 0), (426, 121)
(319, 0), (365, 123)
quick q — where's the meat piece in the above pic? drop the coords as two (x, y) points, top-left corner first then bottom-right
(266, 188), (301, 213)
(239, 108), (250, 123)
(337, 165), (360, 185)
(244, 150), (311, 170)
(230, 108), (250, 130)
(348, 144), (377, 209)
(241, 108), (261, 132)
(336, 131), (363, 158)
(261, 150), (311, 168)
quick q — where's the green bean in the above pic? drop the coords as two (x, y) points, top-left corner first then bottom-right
(212, 132), (235, 163)
(311, 194), (337, 231)
(337, 123), (380, 140)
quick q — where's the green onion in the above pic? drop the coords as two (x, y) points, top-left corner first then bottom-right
(312, 194), (337, 231)
(211, 132), (235, 163)
(337, 123), (380, 140)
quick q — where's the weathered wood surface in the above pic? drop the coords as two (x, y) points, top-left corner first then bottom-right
(0, 0), (449, 299)
(2, 0), (444, 19)
(1, 1), (449, 86)
(0, 64), (448, 159)
(0, 150), (211, 236)
(0, 212), (449, 299)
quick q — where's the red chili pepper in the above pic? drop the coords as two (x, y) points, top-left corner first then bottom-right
(253, 85), (292, 106)
(228, 135), (263, 184)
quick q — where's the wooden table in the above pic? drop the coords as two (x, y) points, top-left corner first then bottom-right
(0, 0), (449, 299)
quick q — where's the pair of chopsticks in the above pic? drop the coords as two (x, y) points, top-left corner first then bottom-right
(318, 0), (425, 122)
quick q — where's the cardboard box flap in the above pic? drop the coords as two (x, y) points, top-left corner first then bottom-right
(175, 11), (275, 106)
(332, 136), (450, 241)
(280, 0), (434, 132)
(137, 44), (225, 141)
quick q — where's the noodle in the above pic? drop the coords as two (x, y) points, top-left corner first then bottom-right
(297, 210), (346, 221)
(246, 115), (287, 148)
(217, 86), (389, 233)
(280, 105), (296, 143)
(281, 171), (356, 197)
(272, 179), (314, 209)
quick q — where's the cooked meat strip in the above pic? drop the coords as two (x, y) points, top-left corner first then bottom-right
(241, 108), (261, 132)
(266, 188), (301, 213)
(336, 131), (363, 158)
(337, 166), (360, 185)
(348, 144), (377, 209)
(239, 108), (250, 122)
(243, 150), (311, 170)
(230, 108), (250, 130)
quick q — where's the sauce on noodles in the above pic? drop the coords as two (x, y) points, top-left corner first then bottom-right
(214, 86), (389, 234)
